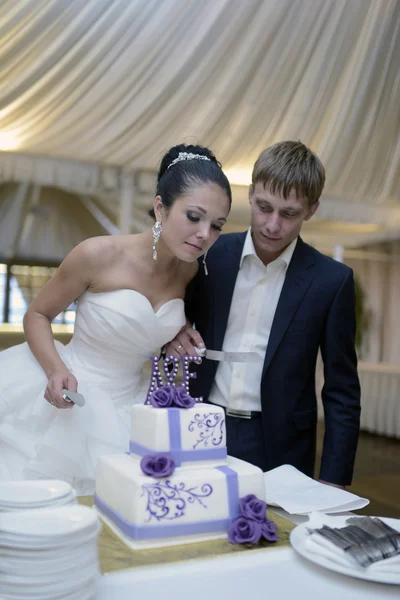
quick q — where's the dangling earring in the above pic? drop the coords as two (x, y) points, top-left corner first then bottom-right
(203, 251), (208, 276)
(152, 221), (162, 260)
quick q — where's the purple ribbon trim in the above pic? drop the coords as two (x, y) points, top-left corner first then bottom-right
(94, 492), (231, 540)
(168, 408), (182, 464)
(216, 466), (240, 520)
(129, 440), (227, 465)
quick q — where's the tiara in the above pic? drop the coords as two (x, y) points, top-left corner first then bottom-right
(167, 152), (211, 170)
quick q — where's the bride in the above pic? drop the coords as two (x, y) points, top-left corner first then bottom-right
(0, 144), (231, 494)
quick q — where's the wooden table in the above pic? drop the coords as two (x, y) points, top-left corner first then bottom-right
(78, 496), (295, 574)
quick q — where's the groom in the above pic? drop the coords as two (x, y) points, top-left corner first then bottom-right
(169, 141), (361, 488)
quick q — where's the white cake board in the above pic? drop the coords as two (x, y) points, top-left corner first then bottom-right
(93, 506), (228, 550)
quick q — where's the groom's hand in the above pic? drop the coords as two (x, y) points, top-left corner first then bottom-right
(167, 324), (205, 358)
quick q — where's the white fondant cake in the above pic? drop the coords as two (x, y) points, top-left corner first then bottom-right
(129, 404), (227, 467)
(95, 453), (265, 549)
(94, 403), (267, 549)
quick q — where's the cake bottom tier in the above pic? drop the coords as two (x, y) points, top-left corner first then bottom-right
(94, 454), (266, 549)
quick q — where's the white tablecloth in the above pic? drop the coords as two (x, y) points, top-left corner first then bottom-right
(96, 546), (398, 600)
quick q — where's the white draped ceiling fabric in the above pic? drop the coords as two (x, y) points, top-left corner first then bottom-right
(1, 0), (400, 363)
(0, 1), (399, 226)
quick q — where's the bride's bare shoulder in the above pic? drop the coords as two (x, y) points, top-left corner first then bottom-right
(72, 235), (130, 266)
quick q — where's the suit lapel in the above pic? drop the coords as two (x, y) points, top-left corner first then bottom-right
(212, 232), (246, 349)
(263, 238), (316, 375)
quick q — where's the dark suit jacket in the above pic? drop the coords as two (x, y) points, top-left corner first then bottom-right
(186, 232), (361, 486)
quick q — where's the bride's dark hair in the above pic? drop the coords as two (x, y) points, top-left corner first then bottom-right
(149, 143), (231, 218)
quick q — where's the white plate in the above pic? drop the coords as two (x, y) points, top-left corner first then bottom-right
(0, 480), (73, 504)
(290, 516), (400, 585)
(0, 488), (76, 505)
(0, 498), (74, 508)
(0, 562), (98, 586)
(0, 584), (96, 600)
(0, 493), (77, 512)
(0, 504), (98, 537)
(0, 526), (100, 550)
(0, 548), (98, 573)
(0, 504), (98, 547)
(0, 571), (97, 595)
(0, 585), (96, 600)
(0, 535), (96, 559)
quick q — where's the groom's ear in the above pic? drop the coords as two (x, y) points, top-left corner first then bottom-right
(305, 200), (319, 221)
(248, 184), (254, 203)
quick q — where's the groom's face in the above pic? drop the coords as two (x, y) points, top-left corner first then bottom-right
(249, 183), (319, 263)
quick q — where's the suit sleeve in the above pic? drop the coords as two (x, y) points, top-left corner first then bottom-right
(319, 269), (361, 486)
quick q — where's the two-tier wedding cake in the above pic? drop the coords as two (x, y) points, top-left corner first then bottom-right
(94, 355), (270, 549)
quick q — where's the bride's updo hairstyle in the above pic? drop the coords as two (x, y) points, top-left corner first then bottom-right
(149, 143), (232, 218)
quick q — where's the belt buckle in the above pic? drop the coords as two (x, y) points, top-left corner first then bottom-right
(226, 408), (252, 419)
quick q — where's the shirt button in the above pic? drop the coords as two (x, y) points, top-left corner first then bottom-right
(235, 372), (241, 379)
(249, 311), (256, 317)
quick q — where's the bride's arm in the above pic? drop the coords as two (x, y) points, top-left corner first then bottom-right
(23, 239), (104, 407)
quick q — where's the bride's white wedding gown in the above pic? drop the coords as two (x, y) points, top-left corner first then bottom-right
(0, 290), (185, 495)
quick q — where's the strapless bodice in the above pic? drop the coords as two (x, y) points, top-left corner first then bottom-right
(65, 289), (186, 402)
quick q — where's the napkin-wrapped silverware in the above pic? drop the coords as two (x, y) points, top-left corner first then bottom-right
(308, 516), (400, 568)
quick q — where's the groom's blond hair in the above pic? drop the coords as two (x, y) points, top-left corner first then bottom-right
(252, 141), (325, 206)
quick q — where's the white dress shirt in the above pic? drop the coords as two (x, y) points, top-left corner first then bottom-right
(209, 230), (297, 412)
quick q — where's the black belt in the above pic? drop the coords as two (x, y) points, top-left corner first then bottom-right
(225, 408), (262, 420)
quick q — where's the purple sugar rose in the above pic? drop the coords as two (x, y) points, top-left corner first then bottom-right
(149, 385), (174, 408)
(140, 454), (175, 478)
(261, 518), (278, 542)
(228, 516), (262, 545)
(239, 494), (267, 522)
(173, 386), (196, 409)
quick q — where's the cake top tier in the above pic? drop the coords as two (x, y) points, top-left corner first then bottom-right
(130, 403), (227, 467)
(129, 353), (227, 467)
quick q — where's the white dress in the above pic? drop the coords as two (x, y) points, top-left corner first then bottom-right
(0, 290), (185, 495)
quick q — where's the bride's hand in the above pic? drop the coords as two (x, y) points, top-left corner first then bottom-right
(44, 370), (78, 409)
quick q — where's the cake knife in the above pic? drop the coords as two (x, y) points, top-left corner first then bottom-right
(61, 389), (86, 407)
(194, 347), (263, 363)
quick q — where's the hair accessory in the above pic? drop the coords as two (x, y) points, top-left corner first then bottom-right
(203, 250), (208, 276)
(152, 221), (162, 260)
(167, 152), (211, 170)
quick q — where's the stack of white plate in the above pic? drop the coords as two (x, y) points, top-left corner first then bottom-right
(0, 480), (77, 512)
(0, 504), (100, 600)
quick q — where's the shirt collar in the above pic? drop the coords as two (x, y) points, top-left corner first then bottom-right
(240, 228), (298, 269)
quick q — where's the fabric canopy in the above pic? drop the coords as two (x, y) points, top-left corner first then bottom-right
(1, 0), (400, 364)
(0, 0), (399, 244)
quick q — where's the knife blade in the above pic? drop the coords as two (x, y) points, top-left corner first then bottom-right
(62, 389), (85, 407)
(194, 347), (263, 363)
